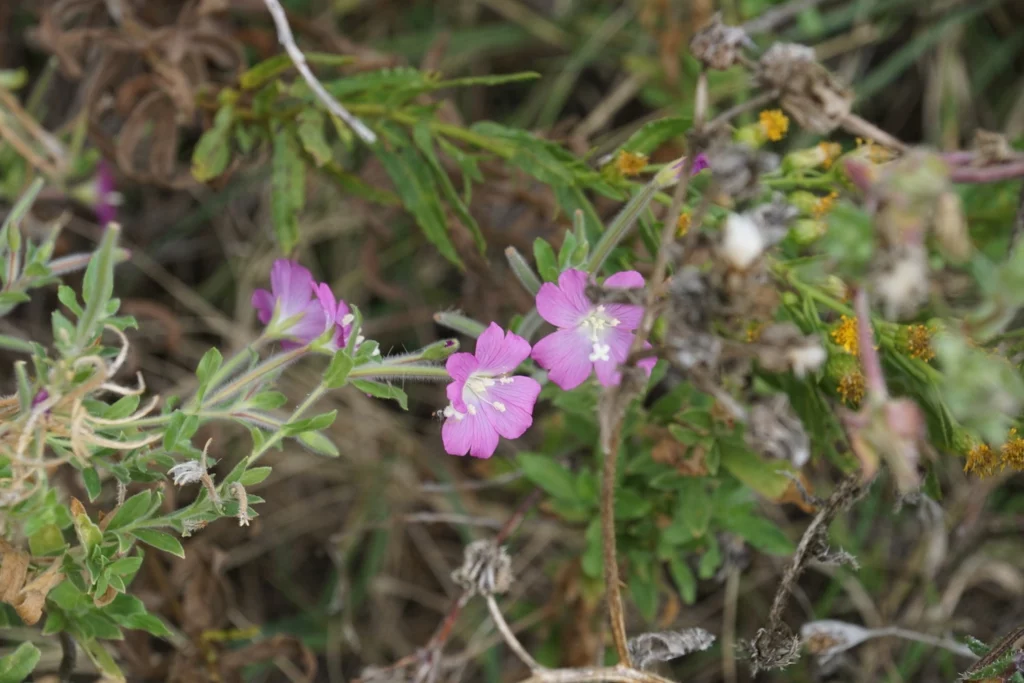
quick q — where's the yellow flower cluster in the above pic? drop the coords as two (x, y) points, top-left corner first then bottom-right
(837, 370), (865, 406)
(813, 191), (838, 218)
(830, 315), (858, 356)
(616, 150), (648, 176)
(759, 109), (790, 142)
(676, 212), (691, 237)
(855, 137), (893, 164)
(818, 141), (842, 169)
(905, 324), (935, 362)
(963, 429), (1024, 478)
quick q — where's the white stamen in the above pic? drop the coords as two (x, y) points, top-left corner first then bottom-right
(467, 405), (477, 415)
(589, 343), (611, 362)
(492, 401), (506, 413)
(341, 314), (355, 326)
(579, 306), (622, 344)
(498, 376), (515, 385)
(443, 404), (465, 421)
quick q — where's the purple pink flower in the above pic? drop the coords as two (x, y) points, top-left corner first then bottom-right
(531, 269), (656, 390)
(252, 259), (355, 350)
(442, 323), (541, 458)
(95, 160), (118, 226)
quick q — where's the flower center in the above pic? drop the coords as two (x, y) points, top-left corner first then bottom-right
(579, 305), (620, 364)
(445, 373), (512, 417)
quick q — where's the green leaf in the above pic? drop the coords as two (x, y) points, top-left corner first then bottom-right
(248, 391), (287, 411)
(80, 638), (126, 682)
(615, 489), (653, 520)
(297, 430), (339, 456)
(471, 122), (584, 186)
(116, 612), (173, 638)
(57, 285), (82, 316)
(718, 438), (794, 499)
(71, 501), (103, 555)
(283, 410), (337, 436)
(627, 566), (658, 622)
(131, 529), (185, 558)
(375, 140), (462, 268)
(105, 491), (153, 532)
(29, 524), (65, 556)
(533, 238), (559, 282)
(107, 556), (143, 577)
(297, 109), (333, 167)
(239, 467), (273, 486)
(618, 116), (692, 156)
(191, 106), (234, 182)
(82, 467), (102, 502)
(517, 453), (577, 501)
(163, 413), (199, 451)
(351, 380), (409, 410)
(324, 349), (355, 388)
(0, 642), (41, 683)
(668, 557), (697, 604)
(667, 479), (711, 541)
(717, 507), (794, 556)
(413, 123), (485, 253)
(271, 129), (306, 254)
(240, 53), (354, 90)
(75, 224), (120, 347)
(195, 347), (223, 387)
(0, 334), (34, 353)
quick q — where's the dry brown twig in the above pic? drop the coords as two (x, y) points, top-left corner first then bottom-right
(261, 0), (376, 145)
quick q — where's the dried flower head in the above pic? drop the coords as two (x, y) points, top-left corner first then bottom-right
(746, 393), (811, 467)
(756, 323), (826, 378)
(747, 193), (800, 246)
(628, 629), (716, 670)
(972, 129), (1014, 164)
(759, 109), (790, 142)
(616, 150), (648, 176)
(689, 13), (752, 70)
(708, 143), (779, 200)
(168, 460), (206, 487)
(837, 371), (865, 407)
(451, 540), (513, 596)
(720, 212), (766, 270)
(757, 43), (853, 134)
(830, 316), (859, 355)
(870, 244), (930, 321)
(747, 625), (802, 674)
(1000, 429), (1024, 471)
(230, 482), (250, 526)
(800, 620), (872, 662)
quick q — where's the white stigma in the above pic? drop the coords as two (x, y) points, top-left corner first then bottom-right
(589, 343), (611, 362)
(492, 401), (506, 413)
(443, 404), (465, 421)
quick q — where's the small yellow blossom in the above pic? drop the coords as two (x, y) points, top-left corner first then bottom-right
(964, 443), (999, 478)
(1000, 429), (1024, 471)
(616, 150), (648, 176)
(855, 137), (894, 164)
(830, 315), (859, 355)
(677, 212), (691, 237)
(759, 109), (790, 142)
(819, 141), (841, 169)
(745, 321), (764, 343)
(812, 191), (839, 218)
(837, 370), (865, 406)
(905, 325), (935, 362)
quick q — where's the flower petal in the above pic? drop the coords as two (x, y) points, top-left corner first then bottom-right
(285, 301), (328, 344)
(474, 323), (532, 374)
(442, 410), (500, 458)
(447, 379), (469, 413)
(536, 269), (590, 327)
(270, 259), (315, 319)
(483, 376), (541, 439)
(446, 353), (480, 383)
(532, 328), (593, 390)
(604, 303), (644, 331)
(604, 270), (645, 289)
(593, 327), (633, 387)
(251, 289), (274, 324)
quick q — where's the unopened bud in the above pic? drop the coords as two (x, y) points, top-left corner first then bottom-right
(420, 338), (460, 361)
(791, 218), (827, 245)
(734, 123), (766, 149)
(505, 246), (542, 296)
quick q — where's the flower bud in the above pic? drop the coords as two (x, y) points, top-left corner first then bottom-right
(787, 191), (819, 215)
(791, 218), (827, 245)
(419, 338), (460, 361)
(734, 123), (767, 148)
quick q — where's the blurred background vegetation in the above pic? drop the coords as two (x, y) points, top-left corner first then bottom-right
(2, 0), (1024, 681)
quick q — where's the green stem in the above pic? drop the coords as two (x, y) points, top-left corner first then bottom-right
(245, 384), (328, 467)
(587, 180), (660, 275)
(348, 363), (450, 381)
(203, 345), (309, 407)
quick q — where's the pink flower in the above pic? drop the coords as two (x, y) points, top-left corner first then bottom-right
(531, 269), (657, 390)
(442, 323), (541, 458)
(95, 160), (120, 226)
(252, 260), (356, 350)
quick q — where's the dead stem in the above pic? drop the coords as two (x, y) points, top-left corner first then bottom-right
(261, 0), (376, 145)
(516, 666), (677, 683)
(841, 113), (908, 154)
(486, 595), (544, 672)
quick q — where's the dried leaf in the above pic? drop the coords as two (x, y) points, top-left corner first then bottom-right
(0, 539), (29, 603)
(627, 628), (716, 670)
